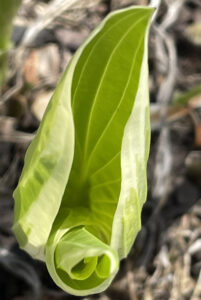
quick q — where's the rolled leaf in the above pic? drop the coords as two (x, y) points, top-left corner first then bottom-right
(13, 5), (154, 296)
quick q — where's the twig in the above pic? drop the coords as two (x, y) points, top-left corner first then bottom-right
(0, 153), (20, 189)
(0, 0), (100, 106)
(152, 1), (180, 201)
(162, 0), (185, 30)
(0, 0), (79, 104)
(154, 26), (177, 119)
(149, 0), (161, 8)
(21, 0), (80, 47)
(152, 30), (177, 200)
(0, 72), (23, 107)
(149, 0), (161, 20)
(0, 131), (34, 143)
(126, 270), (138, 300)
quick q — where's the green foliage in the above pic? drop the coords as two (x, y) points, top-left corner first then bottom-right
(13, 5), (154, 296)
(0, 0), (21, 88)
(173, 84), (201, 106)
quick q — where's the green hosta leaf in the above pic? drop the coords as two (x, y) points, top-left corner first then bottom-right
(13, 5), (154, 296)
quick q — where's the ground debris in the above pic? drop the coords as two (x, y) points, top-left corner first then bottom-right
(0, 0), (201, 299)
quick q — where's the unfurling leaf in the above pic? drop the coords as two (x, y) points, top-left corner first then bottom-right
(13, 6), (154, 296)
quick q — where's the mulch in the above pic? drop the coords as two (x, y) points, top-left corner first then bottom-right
(0, 0), (201, 299)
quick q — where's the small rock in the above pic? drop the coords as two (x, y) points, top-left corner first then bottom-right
(31, 90), (54, 121)
(23, 44), (60, 85)
(185, 22), (201, 46)
(55, 28), (89, 51)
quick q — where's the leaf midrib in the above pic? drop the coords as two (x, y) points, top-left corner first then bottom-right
(71, 10), (141, 109)
(71, 11), (147, 170)
(85, 34), (145, 172)
(82, 14), (148, 167)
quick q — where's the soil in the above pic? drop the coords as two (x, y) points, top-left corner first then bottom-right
(0, 0), (201, 299)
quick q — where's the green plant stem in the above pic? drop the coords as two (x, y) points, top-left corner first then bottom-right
(0, 0), (22, 90)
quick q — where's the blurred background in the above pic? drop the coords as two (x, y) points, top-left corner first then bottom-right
(0, 0), (201, 299)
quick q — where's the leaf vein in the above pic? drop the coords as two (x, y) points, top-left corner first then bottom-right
(83, 15), (147, 164)
(91, 178), (121, 190)
(90, 151), (120, 178)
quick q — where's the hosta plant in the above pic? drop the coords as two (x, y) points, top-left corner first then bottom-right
(13, 5), (154, 296)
